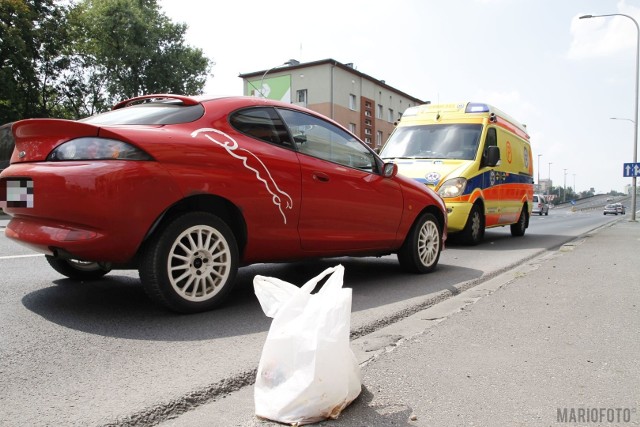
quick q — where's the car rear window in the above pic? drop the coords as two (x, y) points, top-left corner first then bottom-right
(229, 107), (293, 148)
(80, 103), (205, 126)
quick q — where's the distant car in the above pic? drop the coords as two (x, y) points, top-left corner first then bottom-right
(0, 94), (448, 313)
(603, 204), (618, 215)
(614, 203), (626, 215)
(532, 194), (549, 216)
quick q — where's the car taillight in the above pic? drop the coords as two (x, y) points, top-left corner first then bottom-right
(47, 137), (152, 161)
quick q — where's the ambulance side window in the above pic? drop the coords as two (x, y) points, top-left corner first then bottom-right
(481, 127), (498, 168)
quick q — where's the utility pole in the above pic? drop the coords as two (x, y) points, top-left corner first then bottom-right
(563, 169), (568, 203)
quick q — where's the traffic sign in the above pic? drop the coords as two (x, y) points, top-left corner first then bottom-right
(623, 162), (640, 177)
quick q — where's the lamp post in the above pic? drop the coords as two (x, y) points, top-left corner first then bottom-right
(610, 117), (636, 124)
(581, 13), (638, 221)
(548, 162), (553, 198)
(257, 60), (295, 98)
(537, 154), (543, 188)
(563, 168), (568, 203)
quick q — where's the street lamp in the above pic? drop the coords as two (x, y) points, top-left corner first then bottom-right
(581, 13), (638, 221)
(548, 162), (553, 198)
(563, 168), (568, 203)
(257, 60), (296, 98)
(610, 117), (636, 124)
(537, 154), (543, 187)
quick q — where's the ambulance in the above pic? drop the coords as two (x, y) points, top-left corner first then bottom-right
(379, 102), (534, 245)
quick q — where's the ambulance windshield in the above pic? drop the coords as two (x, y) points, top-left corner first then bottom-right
(380, 124), (482, 160)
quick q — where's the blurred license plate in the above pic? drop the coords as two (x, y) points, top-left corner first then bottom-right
(2, 178), (34, 208)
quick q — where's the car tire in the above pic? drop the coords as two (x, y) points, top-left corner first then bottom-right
(398, 212), (442, 273)
(510, 206), (528, 237)
(139, 212), (239, 313)
(45, 256), (111, 280)
(461, 203), (485, 245)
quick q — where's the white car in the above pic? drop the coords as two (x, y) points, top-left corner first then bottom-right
(603, 204), (618, 215)
(532, 194), (549, 216)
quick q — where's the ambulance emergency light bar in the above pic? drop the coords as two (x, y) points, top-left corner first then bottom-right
(402, 102), (492, 118)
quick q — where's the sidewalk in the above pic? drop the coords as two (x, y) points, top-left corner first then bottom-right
(160, 219), (640, 426)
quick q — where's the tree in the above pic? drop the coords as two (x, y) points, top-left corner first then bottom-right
(68, 0), (212, 110)
(0, 0), (69, 124)
(0, 0), (213, 122)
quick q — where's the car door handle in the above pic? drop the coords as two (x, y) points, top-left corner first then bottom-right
(312, 172), (330, 182)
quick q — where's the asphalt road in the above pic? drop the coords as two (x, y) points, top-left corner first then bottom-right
(0, 201), (626, 426)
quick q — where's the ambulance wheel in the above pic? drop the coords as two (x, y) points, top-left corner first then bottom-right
(510, 206), (528, 237)
(461, 204), (484, 245)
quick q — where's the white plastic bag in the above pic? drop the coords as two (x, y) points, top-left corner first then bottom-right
(253, 264), (362, 425)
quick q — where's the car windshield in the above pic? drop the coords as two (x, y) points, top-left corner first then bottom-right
(380, 123), (482, 160)
(80, 103), (205, 125)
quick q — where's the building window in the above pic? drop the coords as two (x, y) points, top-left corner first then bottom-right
(296, 89), (307, 106)
(365, 128), (371, 135)
(377, 104), (383, 119)
(388, 108), (394, 122)
(349, 94), (357, 110)
(365, 137), (371, 144)
(365, 119), (371, 126)
(376, 131), (383, 147)
(364, 110), (371, 117)
(349, 123), (356, 133)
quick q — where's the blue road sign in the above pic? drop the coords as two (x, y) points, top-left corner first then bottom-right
(623, 163), (640, 177)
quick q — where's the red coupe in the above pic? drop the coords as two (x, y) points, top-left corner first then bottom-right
(0, 95), (447, 313)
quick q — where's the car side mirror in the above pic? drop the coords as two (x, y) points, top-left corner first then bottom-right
(383, 162), (398, 178)
(483, 146), (500, 168)
(293, 134), (307, 143)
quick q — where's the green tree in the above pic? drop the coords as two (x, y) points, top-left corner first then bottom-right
(1, 0), (212, 122)
(0, 0), (69, 124)
(69, 0), (212, 109)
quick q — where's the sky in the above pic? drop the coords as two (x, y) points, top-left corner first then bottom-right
(159, 0), (640, 194)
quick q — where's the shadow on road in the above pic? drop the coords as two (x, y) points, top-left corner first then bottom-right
(21, 257), (482, 342)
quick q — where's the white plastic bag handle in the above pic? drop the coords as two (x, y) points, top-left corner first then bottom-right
(253, 275), (300, 318)
(300, 264), (344, 294)
(254, 265), (344, 318)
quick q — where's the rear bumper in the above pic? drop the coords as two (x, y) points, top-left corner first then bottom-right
(1, 161), (181, 263)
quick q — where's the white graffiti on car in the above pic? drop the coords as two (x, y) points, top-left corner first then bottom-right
(191, 128), (293, 224)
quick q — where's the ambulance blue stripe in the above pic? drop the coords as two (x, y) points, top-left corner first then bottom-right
(415, 171), (533, 195)
(464, 171), (533, 195)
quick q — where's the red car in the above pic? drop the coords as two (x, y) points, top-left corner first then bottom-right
(0, 95), (447, 313)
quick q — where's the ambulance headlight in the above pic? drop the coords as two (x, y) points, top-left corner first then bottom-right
(438, 177), (467, 198)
